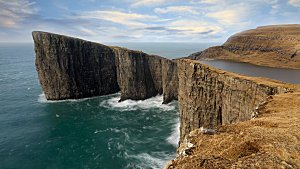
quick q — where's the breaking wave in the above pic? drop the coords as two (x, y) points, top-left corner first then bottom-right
(37, 93), (103, 103)
(100, 94), (176, 111)
(167, 120), (180, 147)
(125, 152), (172, 169)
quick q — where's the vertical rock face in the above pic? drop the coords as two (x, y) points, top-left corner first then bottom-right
(162, 59), (178, 103)
(33, 31), (178, 103)
(113, 47), (162, 101)
(177, 59), (288, 141)
(33, 31), (119, 100)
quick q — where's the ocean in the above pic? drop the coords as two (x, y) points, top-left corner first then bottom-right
(0, 42), (216, 169)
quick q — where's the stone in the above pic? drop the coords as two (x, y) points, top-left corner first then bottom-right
(177, 59), (288, 142)
(32, 31), (178, 103)
(33, 31), (119, 100)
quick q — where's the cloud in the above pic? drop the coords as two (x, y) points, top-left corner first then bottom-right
(75, 10), (156, 27)
(206, 5), (249, 25)
(131, 0), (173, 7)
(154, 6), (199, 14)
(0, 0), (38, 28)
(198, 0), (222, 4)
(167, 19), (222, 35)
(288, 0), (300, 7)
(78, 27), (98, 36)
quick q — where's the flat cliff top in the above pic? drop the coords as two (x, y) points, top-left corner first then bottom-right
(189, 24), (300, 69)
(167, 91), (300, 168)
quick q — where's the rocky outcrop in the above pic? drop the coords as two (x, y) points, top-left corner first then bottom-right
(189, 24), (300, 69)
(162, 59), (178, 104)
(113, 47), (164, 101)
(33, 31), (119, 100)
(177, 59), (290, 142)
(33, 31), (178, 103)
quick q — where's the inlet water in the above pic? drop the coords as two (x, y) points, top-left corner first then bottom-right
(200, 60), (300, 84)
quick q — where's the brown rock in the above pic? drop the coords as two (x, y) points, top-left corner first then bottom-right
(177, 59), (289, 142)
(33, 31), (119, 100)
(162, 59), (178, 104)
(32, 31), (178, 103)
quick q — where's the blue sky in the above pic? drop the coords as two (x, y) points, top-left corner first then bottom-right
(0, 0), (300, 43)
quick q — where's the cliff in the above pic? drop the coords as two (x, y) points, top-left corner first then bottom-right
(33, 31), (120, 100)
(166, 91), (300, 169)
(33, 31), (178, 103)
(162, 59), (178, 104)
(177, 59), (291, 142)
(165, 59), (299, 168)
(189, 24), (300, 69)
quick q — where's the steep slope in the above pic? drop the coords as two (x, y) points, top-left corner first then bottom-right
(33, 31), (119, 100)
(165, 59), (299, 168)
(113, 47), (164, 101)
(189, 24), (300, 69)
(33, 31), (178, 103)
(177, 59), (291, 142)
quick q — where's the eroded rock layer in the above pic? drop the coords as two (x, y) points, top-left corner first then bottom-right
(33, 31), (178, 103)
(177, 59), (289, 142)
(189, 24), (300, 69)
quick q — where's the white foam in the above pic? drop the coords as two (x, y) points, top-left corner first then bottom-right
(126, 153), (170, 169)
(100, 94), (175, 111)
(167, 120), (180, 147)
(37, 93), (98, 103)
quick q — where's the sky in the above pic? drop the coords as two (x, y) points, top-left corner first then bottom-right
(0, 0), (300, 43)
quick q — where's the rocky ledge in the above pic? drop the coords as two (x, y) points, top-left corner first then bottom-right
(32, 31), (178, 103)
(189, 24), (300, 69)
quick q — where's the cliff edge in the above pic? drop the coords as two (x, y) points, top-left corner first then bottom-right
(189, 24), (300, 69)
(166, 91), (300, 169)
(166, 59), (300, 169)
(32, 31), (178, 103)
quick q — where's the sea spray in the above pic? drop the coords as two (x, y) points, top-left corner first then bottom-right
(100, 93), (176, 111)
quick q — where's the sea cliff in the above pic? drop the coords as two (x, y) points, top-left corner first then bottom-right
(165, 59), (300, 169)
(32, 31), (178, 103)
(177, 59), (290, 142)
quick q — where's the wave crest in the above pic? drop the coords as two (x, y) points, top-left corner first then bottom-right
(100, 94), (175, 111)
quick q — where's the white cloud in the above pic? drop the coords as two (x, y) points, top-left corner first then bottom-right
(76, 10), (156, 27)
(167, 19), (222, 35)
(131, 0), (174, 7)
(199, 0), (222, 4)
(206, 6), (249, 25)
(0, 0), (38, 28)
(154, 6), (199, 14)
(78, 27), (98, 36)
(288, 0), (300, 7)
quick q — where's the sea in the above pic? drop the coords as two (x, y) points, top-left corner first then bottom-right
(0, 42), (216, 169)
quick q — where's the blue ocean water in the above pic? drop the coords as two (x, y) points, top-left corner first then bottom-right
(0, 42), (214, 169)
